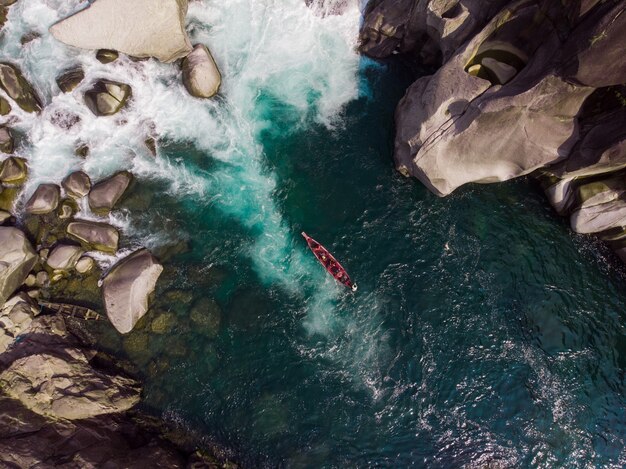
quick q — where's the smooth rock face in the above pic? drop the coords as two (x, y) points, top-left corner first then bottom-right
(62, 170), (91, 199)
(102, 249), (163, 334)
(88, 171), (132, 214)
(46, 244), (84, 271)
(0, 156), (27, 184)
(49, 0), (192, 63)
(67, 220), (119, 253)
(84, 80), (132, 116)
(0, 63), (42, 113)
(75, 256), (95, 274)
(182, 44), (221, 98)
(24, 184), (60, 215)
(0, 227), (37, 306)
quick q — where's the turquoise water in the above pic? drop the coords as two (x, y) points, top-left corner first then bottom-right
(4, 0), (626, 466)
(114, 60), (626, 467)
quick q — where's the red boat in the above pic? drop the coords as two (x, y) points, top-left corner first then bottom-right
(302, 232), (357, 292)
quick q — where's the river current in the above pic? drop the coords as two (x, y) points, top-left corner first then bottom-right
(4, 0), (626, 467)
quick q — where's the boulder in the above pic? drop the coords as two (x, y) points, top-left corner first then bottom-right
(75, 256), (95, 274)
(49, 0), (192, 63)
(0, 63), (43, 113)
(67, 220), (119, 253)
(24, 184), (60, 215)
(96, 49), (118, 64)
(62, 171), (91, 199)
(56, 67), (85, 93)
(88, 171), (132, 214)
(0, 96), (10, 115)
(46, 244), (84, 271)
(0, 156), (27, 184)
(0, 126), (13, 153)
(182, 44), (221, 99)
(84, 80), (132, 116)
(102, 248), (163, 334)
(0, 227), (37, 306)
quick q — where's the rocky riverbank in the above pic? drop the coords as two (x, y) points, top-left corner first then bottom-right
(0, 0), (232, 466)
(360, 0), (626, 262)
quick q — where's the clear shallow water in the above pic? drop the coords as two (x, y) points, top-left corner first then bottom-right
(4, 0), (626, 467)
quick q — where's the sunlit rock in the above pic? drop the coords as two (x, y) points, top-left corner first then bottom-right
(102, 248), (163, 334)
(182, 44), (221, 99)
(49, 0), (192, 63)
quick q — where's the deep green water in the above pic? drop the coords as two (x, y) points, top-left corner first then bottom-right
(85, 60), (626, 467)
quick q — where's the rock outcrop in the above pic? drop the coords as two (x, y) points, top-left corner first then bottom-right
(102, 249), (163, 334)
(49, 0), (192, 63)
(0, 312), (224, 467)
(360, 0), (626, 263)
(182, 44), (222, 98)
(0, 227), (37, 305)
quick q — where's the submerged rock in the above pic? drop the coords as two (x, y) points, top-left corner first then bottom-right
(24, 184), (61, 215)
(49, 0), (192, 63)
(88, 171), (132, 214)
(182, 44), (221, 99)
(66, 220), (119, 253)
(102, 248), (163, 334)
(0, 156), (27, 185)
(62, 170), (91, 199)
(0, 63), (43, 113)
(0, 227), (37, 306)
(84, 80), (132, 116)
(56, 67), (85, 93)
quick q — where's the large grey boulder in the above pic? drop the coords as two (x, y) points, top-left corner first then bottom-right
(88, 171), (132, 214)
(49, 0), (192, 63)
(66, 220), (119, 253)
(102, 249), (163, 334)
(62, 171), (91, 199)
(0, 63), (42, 113)
(182, 44), (221, 99)
(0, 227), (37, 306)
(46, 244), (84, 271)
(24, 184), (60, 215)
(84, 80), (132, 116)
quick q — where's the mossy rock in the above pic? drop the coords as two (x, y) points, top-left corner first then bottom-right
(0, 186), (18, 211)
(96, 49), (119, 64)
(0, 96), (10, 115)
(190, 297), (221, 338)
(56, 67), (85, 93)
(0, 62), (43, 113)
(150, 311), (176, 334)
